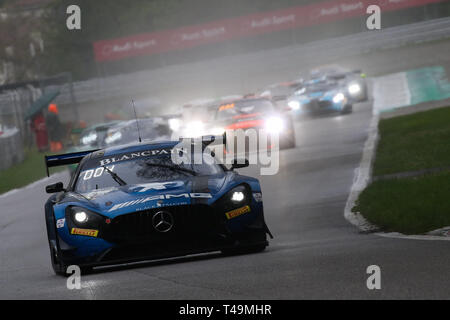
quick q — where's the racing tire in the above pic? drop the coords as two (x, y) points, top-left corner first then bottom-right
(49, 240), (68, 276)
(341, 104), (353, 115)
(49, 243), (93, 276)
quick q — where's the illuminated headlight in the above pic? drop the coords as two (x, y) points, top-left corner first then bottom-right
(348, 83), (361, 95)
(184, 121), (205, 138)
(210, 127), (225, 135)
(231, 191), (245, 202)
(288, 100), (300, 110)
(265, 117), (284, 133)
(80, 132), (97, 145)
(168, 118), (181, 131)
(74, 211), (88, 223)
(105, 131), (122, 144)
(333, 92), (345, 103)
(67, 206), (105, 229)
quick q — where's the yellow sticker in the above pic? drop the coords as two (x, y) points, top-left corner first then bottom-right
(225, 205), (250, 219)
(71, 228), (99, 237)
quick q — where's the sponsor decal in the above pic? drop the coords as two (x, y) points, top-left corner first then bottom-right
(253, 192), (263, 202)
(56, 218), (65, 229)
(225, 205), (251, 219)
(71, 228), (99, 237)
(99, 148), (172, 166)
(219, 103), (235, 111)
(108, 192), (212, 212)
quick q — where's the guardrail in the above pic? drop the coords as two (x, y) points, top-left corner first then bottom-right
(0, 128), (24, 171)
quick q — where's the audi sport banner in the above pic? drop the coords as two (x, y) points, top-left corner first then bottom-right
(93, 0), (446, 62)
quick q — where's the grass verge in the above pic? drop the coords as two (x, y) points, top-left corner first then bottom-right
(354, 105), (450, 234)
(373, 106), (450, 176)
(353, 171), (450, 234)
(0, 148), (65, 195)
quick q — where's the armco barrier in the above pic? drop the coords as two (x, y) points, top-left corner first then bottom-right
(0, 128), (24, 171)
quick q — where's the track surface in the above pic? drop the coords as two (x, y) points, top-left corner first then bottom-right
(1, 98), (450, 299)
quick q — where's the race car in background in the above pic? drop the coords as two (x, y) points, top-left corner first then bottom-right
(287, 78), (353, 118)
(104, 118), (172, 147)
(309, 65), (368, 102)
(208, 97), (296, 150)
(257, 80), (304, 111)
(66, 121), (120, 175)
(44, 135), (272, 275)
(176, 100), (220, 139)
(176, 95), (244, 139)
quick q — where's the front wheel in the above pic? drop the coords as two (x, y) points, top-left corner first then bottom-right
(49, 240), (68, 276)
(341, 104), (353, 114)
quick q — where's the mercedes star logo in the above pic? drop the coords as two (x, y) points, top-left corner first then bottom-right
(152, 211), (174, 233)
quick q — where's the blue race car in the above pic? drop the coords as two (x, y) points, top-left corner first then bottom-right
(44, 135), (272, 275)
(287, 78), (352, 118)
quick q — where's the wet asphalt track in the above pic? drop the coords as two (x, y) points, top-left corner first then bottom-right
(1, 97), (450, 299)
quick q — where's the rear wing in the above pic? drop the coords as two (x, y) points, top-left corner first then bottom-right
(45, 149), (100, 177)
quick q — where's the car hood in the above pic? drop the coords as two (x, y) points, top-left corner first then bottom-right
(65, 174), (227, 218)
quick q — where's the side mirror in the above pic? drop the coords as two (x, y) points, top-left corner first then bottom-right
(46, 182), (65, 194)
(231, 158), (249, 169)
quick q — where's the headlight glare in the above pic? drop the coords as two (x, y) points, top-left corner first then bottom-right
(348, 83), (361, 95)
(333, 92), (345, 103)
(288, 100), (300, 110)
(265, 116), (284, 133)
(74, 211), (88, 223)
(168, 118), (181, 131)
(231, 191), (245, 202)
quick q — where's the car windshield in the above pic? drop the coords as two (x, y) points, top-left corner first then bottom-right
(297, 81), (337, 94)
(216, 99), (275, 120)
(74, 150), (222, 193)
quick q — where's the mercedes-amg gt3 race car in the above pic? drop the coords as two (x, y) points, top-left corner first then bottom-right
(44, 136), (272, 275)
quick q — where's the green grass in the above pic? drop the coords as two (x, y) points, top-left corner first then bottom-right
(0, 148), (65, 195)
(354, 105), (450, 234)
(353, 171), (450, 234)
(373, 106), (450, 176)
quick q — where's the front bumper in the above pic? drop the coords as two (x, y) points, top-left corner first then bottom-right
(57, 203), (269, 267)
(294, 99), (344, 115)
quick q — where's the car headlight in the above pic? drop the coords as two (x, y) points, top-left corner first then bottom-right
(288, 100), (300, 110)
(209, 127), (225, 135)
(231, 191), (245, 203)
(348, 83), (361, 95)
(80, 132), (97, 146)
(168, 118), (181, 131)
(74, 211), (88, 223)
(184, 121), (205, 138)
(67, 206), (105, 228)
(333, 92), (345, 103)
(105, 131), (122, 144)
(265, 116), (284, 133)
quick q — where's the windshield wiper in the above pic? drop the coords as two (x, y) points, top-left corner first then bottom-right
(143, 162), (197, 176)
(102, 165), (127, 186)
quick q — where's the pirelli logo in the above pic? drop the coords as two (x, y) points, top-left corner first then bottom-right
(225, 205), (250, 220)
(71, 228), (99, 237)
